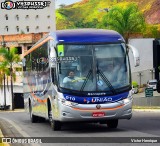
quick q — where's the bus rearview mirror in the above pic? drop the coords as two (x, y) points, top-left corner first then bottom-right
(127, 44), (140, 67)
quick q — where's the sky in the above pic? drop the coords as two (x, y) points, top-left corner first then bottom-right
(55, 0), (81, 8)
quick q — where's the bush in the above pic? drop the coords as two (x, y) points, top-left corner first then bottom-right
(138, 88), (144, 93)
(143, 84), (147, 88)
(132, 81), (138, 88)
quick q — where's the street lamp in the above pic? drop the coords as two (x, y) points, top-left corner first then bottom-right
(150, 68), (155, 79)
(137, 72), (143, 87)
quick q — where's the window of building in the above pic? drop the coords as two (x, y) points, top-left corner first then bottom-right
(47, 15), (50, 18)
(5, 26), (9, 32)
(16, 47), (22, 54)
(36, 15), (39, 19)
(25, 15), (29, 19)
(16, 26), (19, 32)
(48, 26), (51, 29)
(5, 14), (8, 20)
(26, 26), (29, 32)
(36, 26), (39, 29)
(16, 15), (19, 21)
(27, 46), (32, 50)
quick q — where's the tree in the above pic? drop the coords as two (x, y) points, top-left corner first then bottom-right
(102, 3), (145, 43)
(59, 4), (66, 9)
(0, 62), (9, 110)
(0, 47), (20, 110)
(56, 8), (75, 29)
(74, 18), (99, 28)
(143, 24), (160, 38)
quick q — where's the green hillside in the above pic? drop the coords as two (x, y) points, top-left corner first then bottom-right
(56, 0), (160, 37)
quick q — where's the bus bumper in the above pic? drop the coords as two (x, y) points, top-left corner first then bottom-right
(56, 99), (132, 122)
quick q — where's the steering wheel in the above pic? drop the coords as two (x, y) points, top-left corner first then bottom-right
(71, 77), (86, 83)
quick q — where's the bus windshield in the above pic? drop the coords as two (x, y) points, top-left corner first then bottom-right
(57, 44), (130, 93)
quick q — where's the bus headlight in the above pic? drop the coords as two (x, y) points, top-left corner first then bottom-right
(61, 99), (78, 107)
(123, 96), (132, 104)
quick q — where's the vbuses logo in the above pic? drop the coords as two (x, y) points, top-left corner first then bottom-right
(1, 0), (15, 10)
(1, 0), (51, 10)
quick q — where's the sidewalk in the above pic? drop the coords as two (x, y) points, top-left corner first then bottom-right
(132, 91), (160, 107)
(133, 90), (160, 98)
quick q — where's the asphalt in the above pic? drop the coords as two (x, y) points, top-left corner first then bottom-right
(0, 92), (160, 145)
(0, 110), (31, 146)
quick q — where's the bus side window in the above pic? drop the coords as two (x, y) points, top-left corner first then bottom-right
(51, 68), (57, 85)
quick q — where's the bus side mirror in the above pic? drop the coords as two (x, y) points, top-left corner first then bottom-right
(157, 80), (160, 93)
(49, 58), (56, 68)
(127, 44), (140, 67)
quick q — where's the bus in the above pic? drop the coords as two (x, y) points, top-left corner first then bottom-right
(23, 29), (140, 131)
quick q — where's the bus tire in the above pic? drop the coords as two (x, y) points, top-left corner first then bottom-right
(29, 104), (38, 123)
(107, 119), (118, 128)
(51, 120), (61, 131)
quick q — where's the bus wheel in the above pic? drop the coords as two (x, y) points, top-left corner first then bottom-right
(29, 104), (38, 123)
(51, 120), (61, 131)
(107, 120), (118, 128)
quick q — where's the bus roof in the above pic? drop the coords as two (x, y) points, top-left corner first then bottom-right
(51, 29), (124, 44)
(23, 29), (124, 57)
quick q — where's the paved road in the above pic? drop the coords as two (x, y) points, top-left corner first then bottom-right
(0, 110), (160, 146)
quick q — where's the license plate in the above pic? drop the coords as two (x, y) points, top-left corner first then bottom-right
(92, 112), (105, 117)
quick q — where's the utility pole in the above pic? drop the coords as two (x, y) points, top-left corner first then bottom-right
(138, 72), (143, 87)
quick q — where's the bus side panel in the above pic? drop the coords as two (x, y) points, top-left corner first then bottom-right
(23, 41), (53, 119)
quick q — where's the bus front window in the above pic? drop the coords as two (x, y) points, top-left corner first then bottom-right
(57, 44), (131, 93)
(95, 44), (130, 90)
(58, 45), (95, 91)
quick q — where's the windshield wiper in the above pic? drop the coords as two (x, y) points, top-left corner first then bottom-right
(96, 61), (116, 94)
(80, 69), (92, 91)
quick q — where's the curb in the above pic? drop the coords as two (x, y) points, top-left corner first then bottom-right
(133, 109), (160, 112)
(0, 109), (25, 113)
(0, 129), (10, 146)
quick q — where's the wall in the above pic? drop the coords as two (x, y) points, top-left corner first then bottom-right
(0, 85), (23, 109)
(129, 38), (155, 85)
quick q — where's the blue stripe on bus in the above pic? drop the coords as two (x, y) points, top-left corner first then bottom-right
(63, 92), (129, 104)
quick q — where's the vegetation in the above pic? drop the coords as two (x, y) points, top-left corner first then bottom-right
(101, 3), (145, 43)
(56, 0), (160, 38)
(132, 81), (138, 88)
(0, 61), (9, 110)
(0, 47), (21, 110)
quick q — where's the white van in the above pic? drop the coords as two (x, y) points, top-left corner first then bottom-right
(147, 79), (157, 90)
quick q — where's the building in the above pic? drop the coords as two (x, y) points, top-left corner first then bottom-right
(129, 38), (160, 86)
(0, 0), (55, 35)
(0, 0), (56, 109)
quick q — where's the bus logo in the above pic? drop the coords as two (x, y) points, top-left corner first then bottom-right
(96, 104), (101, 109)
(92, 97), (112, 103)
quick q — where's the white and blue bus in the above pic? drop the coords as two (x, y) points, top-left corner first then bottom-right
(23, 29), (139, 130)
